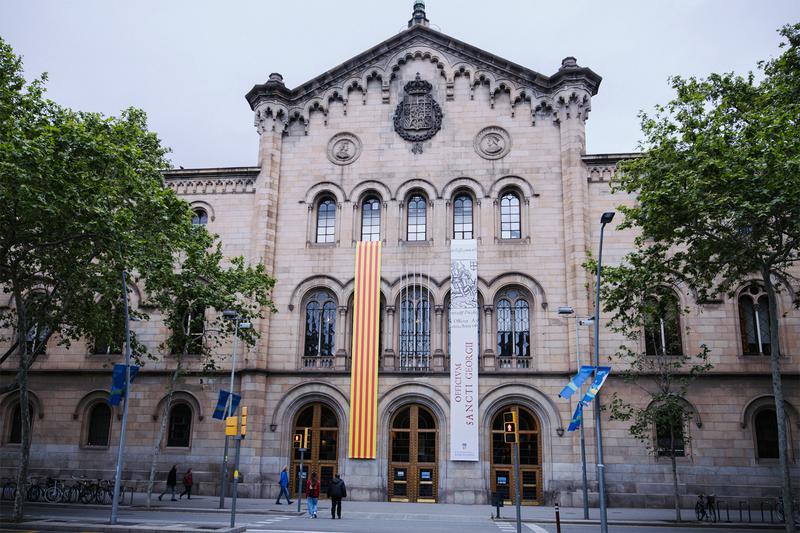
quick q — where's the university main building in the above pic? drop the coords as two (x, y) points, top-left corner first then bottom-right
(2, 3), (798, 507)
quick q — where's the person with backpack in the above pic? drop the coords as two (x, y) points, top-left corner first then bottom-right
(179, 468), (193, 500)
(306, 471), (320, 518)
(327, 473), (346, 519)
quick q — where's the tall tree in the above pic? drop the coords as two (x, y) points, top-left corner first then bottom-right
(613, 24), (800, 531)
(142, 227), (275, 506)
(0, 37), (192, 520)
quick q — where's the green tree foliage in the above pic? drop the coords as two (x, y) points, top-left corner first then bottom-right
(608, 23), (800, 530)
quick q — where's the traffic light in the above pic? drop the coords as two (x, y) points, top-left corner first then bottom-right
(240, 406), (247, 437)
(503, 411), (517, 443)
(225, 415), (238, 436)
(293, 433), (302, 447)
(303, 428), (310, 449)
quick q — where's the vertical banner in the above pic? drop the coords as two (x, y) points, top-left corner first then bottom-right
(450, 239), (479, 461)
(348, 241), (382, 459)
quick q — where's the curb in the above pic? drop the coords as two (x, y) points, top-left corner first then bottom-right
(494, 517), (784, 530)
(0, 521), (246, 533)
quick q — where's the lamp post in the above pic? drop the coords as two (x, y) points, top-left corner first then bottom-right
(219, 310), (251, 509)
(557, 306), (593, 520)
(594, 211), (615, 533)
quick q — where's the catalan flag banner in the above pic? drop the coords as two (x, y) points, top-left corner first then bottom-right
(348, 241), (382, 459)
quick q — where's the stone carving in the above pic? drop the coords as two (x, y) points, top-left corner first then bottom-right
(393, 73), (443, 152)
(474, 126), (511, 160)
(327, 132), (362, 165)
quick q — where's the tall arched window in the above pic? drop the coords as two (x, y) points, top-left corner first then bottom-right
(166, 403), (192, 447)
(739, 284), (772, 355)
(399, 287), (431, 370)
(655, 408), (686, 457)
(496, 289), (530, 367)
(754, 408), (780, 459)
(361, 197), (381, 242)
(7, 403), (33, 444)
(191, 208), (208, 226)
(407, 195), (427, 241)
(453, 194), (473, 240)
(304, 291), (337, 362)
(86, 402), (112, 446)
(316, 198), (336, 243)
(500, 192), (521, 239)
(643, 288), (682, 356)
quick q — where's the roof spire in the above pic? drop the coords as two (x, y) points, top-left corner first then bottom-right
(408, 1), (429, 28)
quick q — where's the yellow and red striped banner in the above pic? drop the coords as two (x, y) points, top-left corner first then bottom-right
(348, 241), (382, 459)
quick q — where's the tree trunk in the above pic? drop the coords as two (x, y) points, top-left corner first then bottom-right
(670, 424), (681, 522)
(12, 294), (30, 522)
(145, 359), (182, 507)
(762, 267), (795, 533)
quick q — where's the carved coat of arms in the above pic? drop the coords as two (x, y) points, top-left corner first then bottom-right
(393, 73), (443, 151)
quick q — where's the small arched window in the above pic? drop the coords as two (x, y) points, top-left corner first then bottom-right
(86, 402), (112, 446)
(754, 408), (780, 459)
(316, 198), (336, 243)
(7, 403), (33, 444)
(500, 192), (521, 239)
(304, 291), (337, 358)
(407, 195), (427, 241)
(739, 284), (772, 355)
(166, 403), (192, 447)
(496, 289), (530, 362)
(191, 208), (208, 226)
(361, 197), (381, 242)
(655, 407), (686, 457)
(643, 288), (682, 356)
(453, 194), (473, 240)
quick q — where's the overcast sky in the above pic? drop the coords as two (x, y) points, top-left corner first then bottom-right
(1, 1), (798, 168)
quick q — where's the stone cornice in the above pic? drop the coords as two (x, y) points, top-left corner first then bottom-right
(245, 24), (602, 112)
(163, 166), (259, 195)
(583, 152), (640, 183)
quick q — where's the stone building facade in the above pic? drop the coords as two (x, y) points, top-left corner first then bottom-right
(1, 3), (799, 507)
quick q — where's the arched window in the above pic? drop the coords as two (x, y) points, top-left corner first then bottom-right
(500, 192), (521, 239)
(304, 291), (337, 361)
(170, 306), (205, 355)
(316, 198), (336, 243)
(496, 289), (530, 366)
(166, 403), (192, 447)
(86, 402), (111, 446)
(399, 287), (431, 370)
(23, 293), (49, 355)
(361, 197), (381, 242)
(453, 194), (473, 240)
(643, 288), (682, 356)
(754, 408), (780, 459)
(191, 208), (208, 226)
(739, 284), (772, 355)
(407, 195), (427, 241)
(7, 403), (33, 444)
(655, 407), (686, 457)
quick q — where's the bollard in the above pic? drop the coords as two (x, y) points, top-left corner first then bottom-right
(747, 501), (752, 523)
(760, 501), (765, 522)
(554, 503), (561, 533)
(725, 500), (730, 523)
(739, 500), (744, 522)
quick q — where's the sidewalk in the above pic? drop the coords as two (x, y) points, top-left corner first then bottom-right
(4, 492), (785, 530)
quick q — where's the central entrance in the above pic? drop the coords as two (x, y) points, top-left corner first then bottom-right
(291, 403), (339, 497)
(490, 405), (543, 505)
(388, 404), (438, 502)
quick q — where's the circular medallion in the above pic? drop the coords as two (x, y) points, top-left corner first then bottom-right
(474, 126), (511, 160)
(327, 133), (362, 165)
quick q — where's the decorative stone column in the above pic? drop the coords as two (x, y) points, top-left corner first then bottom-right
(482, 305), (495, 371)
(335, 305), (348, 370)
(383, 305), (396, 371)
(433, 304), (445, 370)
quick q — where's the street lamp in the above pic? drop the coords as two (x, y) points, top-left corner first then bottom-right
(594, 211), (615, 533)
(557, 306), (594, 520)
(219, 310), (251, 509)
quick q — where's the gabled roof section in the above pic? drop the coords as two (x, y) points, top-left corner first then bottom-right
(245, 23), (601, 110)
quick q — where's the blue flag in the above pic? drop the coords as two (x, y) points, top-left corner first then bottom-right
(559, 365), (595, 399)
(579, 366), (611, 405)
(108, 364), (139, 406)
(567, 402), (584, 432)
(213, 390), (241, 420)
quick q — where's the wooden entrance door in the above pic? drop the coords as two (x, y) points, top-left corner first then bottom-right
(490, 406), (543, 505)
(290, 403), (339, 497)
(388, 404), (438, 503)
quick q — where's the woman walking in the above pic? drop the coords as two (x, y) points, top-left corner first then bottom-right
(179, 468), (193, 500)
(306, 472), (320, 518)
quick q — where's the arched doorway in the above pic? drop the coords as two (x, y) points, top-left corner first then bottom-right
(290, 403), (339, 497)
(490, 406), (543, 505)
(388, 404), (438, 502)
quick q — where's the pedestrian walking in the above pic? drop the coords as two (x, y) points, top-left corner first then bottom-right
(158, 465), (178, 501)
(306, 472), (320, 518)
(275, 465), (293, 504)
(179, 468), (193, 500)
(327, 473), (346, 519)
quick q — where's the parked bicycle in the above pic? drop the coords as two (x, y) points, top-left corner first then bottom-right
(695, 493), (718, 522)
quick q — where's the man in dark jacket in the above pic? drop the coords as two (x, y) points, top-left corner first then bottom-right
(158, 465), (178, 501)
(327, 474), (346, 519)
